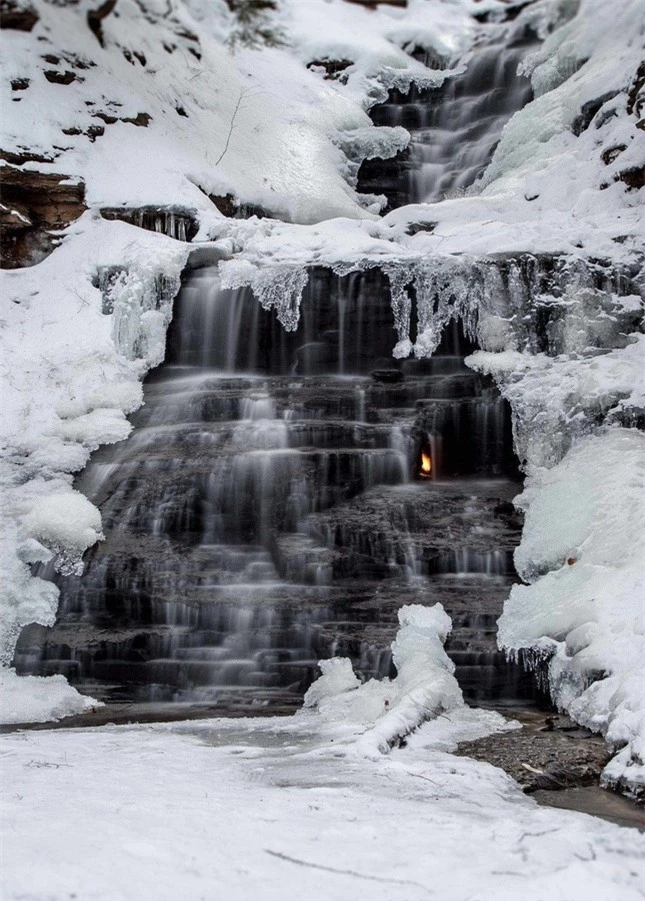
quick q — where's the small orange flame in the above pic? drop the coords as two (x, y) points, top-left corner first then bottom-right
(420, 451), (432, 476)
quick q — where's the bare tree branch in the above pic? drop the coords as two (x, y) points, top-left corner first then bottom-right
(215, 86), (255, 166)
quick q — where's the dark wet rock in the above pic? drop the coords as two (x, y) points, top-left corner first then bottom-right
(616, 166), (645, 190)
(571, 91), (620, 136)
(627, 60), (645, 118)
(200, 188), (271, 220)
(93, 112), (119, 124)
(209, 192), (238, 217)
(121, 112), (152, 127)
(307, 58), (353, 81)
(87, 0), (117, 48)
(358, 147), (412, 213)
(11, 77), (29, 91)
(344, 0), (407, 7)
(601, 144), (626, 165)
(44, 69), (77, 85)
(0, 164), (86, 268)
(455, 710), (610, 793)
(0, 0), (38, 30)
(371, 369), (404, 383)
(0, 149), (56, 165)
(100, 206), (199, 241)
(405, 221), (436, 236)
(405, 45), (447, 70)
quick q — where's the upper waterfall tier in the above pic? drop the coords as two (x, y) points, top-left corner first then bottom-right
(358, 29), (538, 208)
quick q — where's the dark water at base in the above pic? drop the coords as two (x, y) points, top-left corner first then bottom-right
(534, 787), (644, 832)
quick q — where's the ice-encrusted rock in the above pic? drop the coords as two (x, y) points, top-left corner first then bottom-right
(304, 604), (463, 758)
(498, 429), (645, 794)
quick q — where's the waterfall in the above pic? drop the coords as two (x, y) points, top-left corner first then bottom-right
(360, 28), (538, 208)
(15, 28), (548, 709)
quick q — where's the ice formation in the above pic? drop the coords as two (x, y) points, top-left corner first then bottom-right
(1, 221), (188, 700)
(498, 429), (645, 792)
(304, 604), (464, 758)
(220, 261), (309, 331)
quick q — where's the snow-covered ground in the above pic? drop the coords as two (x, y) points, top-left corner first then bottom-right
(2, 709), (644, 901)
(1, 0), (644, 801)
(3, 606), (645, 898)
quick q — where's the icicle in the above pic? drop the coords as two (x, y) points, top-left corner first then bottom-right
(219, 261), (308, 332)
(414, 265), (449, 357)
(252, 265), (308, 332)
(384, 264), (414, 359)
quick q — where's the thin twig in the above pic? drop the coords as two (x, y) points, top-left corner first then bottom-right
(264, 849), (432, 894)
(215, 87), (254, 166)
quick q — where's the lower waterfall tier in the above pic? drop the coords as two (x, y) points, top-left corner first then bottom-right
(15, 355), (540, 710)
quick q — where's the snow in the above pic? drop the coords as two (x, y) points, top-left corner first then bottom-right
(498, 429), (645, 792)
(2, 712), (644, 901)
(305, 604), (465, 758)
(3, 607), (642, 896)
(2, 0), (460, 226)
(0, 668), (98, 725)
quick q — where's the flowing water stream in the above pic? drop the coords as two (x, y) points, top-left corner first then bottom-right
(359, 24), (538, 207)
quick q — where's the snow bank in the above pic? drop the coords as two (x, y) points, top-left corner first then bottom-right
(304, 604), (464, 757)
(3, 715), (645, 901)
(498, 429), (645, 794)
(2, 0), (467, 226)
(0, 668), (98, 724)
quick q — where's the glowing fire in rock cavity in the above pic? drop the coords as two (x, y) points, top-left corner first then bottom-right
(420, 452), (432, 477)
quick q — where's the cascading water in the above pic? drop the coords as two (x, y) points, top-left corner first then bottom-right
(359, 25), (538, 207)
(15, 267), (538, 709)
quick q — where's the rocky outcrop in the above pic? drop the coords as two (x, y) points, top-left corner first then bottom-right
(0, 163), (86, 268)
(0, 0), (38, 31)
(99, 206), (199, 241)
